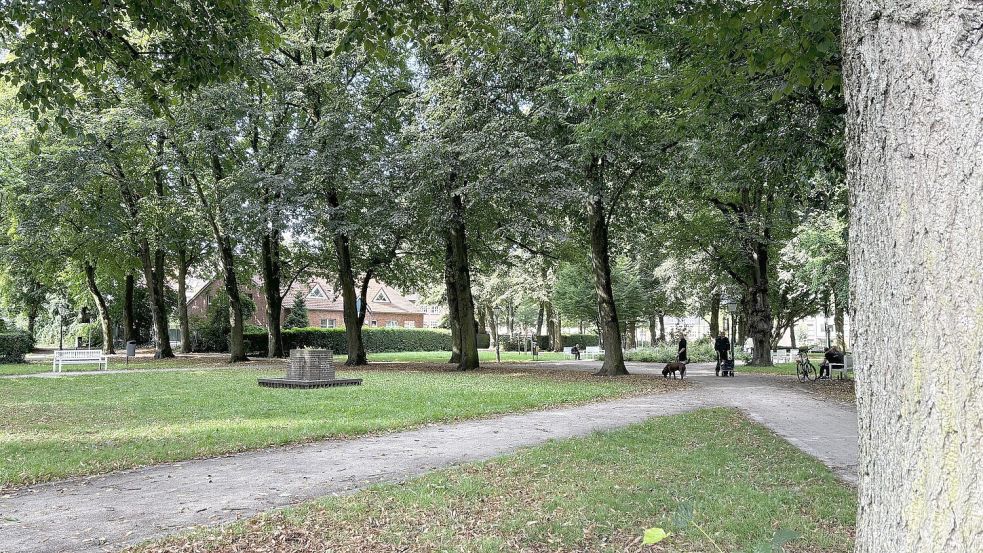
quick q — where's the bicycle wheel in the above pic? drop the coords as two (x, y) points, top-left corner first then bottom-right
(797, 361), (808, 382)
(803, 360), (818, 381)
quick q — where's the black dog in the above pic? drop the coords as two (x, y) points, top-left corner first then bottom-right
(662, 361), (688, 379)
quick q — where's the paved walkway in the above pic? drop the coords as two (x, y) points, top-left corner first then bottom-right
(0, 365), (857, 553)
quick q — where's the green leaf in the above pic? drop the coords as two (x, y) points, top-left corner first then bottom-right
(642, 527), (670, 545)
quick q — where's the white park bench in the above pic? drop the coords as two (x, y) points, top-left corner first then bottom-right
(52, 349), (108, 373)
(829, 353), (854, 380)
(563, 346), (574, 359)
(584, 346), (602, 359)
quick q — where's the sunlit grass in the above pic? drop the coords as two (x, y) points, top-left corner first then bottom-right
(0, 368), (652, 488)
(136, 409), (856, 553)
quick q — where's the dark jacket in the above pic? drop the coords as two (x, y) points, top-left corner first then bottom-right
(677, 338), (688, 361)
(824, 348), (844, 364)
(714, 336), (730, 352)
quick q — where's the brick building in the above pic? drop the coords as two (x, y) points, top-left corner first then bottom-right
(188, 278), (426, 329)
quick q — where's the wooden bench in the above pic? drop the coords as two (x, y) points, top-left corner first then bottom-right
(584, 346), (602, 360)
(828, 353), (854, 380)
(52, 349), (108, 373)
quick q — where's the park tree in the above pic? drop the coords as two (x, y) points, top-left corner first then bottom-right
(283, 293), (309, 329)
(843, 1), (982, 550)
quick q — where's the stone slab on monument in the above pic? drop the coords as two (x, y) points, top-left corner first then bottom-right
(258, 349), (362, 389)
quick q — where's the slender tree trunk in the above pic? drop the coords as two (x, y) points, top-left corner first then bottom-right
(445, 240), (462, 364)
(138, 242), (174, 359)
(586, 161), (628, 376)
(176, 249), (192, 354)
(625, 320), (637, 349)
(833, 291), (846, 350)
(216, 241), (247, 362)
(261, 234), (285, 358)
(476, 306), (487, 336)
(747, 243), (773, 366)
(83, 263), (115, 354)
(709, 291), (721, 337)
(122, 273), (135, 344)
(658, 313), (666, 342)
(789, 325), (797, 349)
(534, 302), (545, 346)
(648, 317), (657, 346)
(27, 304), (38, 342)
(553, 311), (563, 352)
(486, 304), (498, 349)
(446, 191), (479, 371)
(845, 5), (983, 550)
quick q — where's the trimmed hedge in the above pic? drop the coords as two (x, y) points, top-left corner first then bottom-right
(244, 327), (454, 355)
(495, 334), (600, 352)
(0, 332), (33, 363)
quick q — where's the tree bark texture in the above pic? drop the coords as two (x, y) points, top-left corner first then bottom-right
(218, 241), (248, 362)
(261, 233), (286, 358)
(445, 190), (479, 371)
(176, 250), (192, 354)
(83, 263), (115, 354)
(333, 228), (368, 366)
(709, 291), (721, 337)
(586, 160), (628, 376)
(122, 273), (135, 344)
(844, 2), (983, 551)
(138, 242), (174, 359)
(445, 240), (463, 364)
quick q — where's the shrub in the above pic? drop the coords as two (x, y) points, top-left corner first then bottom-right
(0, 332), (33, 363)
(243, 327), (455, 355)
(190, 290), (257, 353)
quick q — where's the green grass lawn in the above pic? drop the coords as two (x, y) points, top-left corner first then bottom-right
(136, 408), (856, 553)
(0, 368), (664, 489)
(0, 350), (567, 376)
(740, 362), (797, 375)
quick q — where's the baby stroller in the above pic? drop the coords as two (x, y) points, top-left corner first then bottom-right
(720, 355), (735, 377)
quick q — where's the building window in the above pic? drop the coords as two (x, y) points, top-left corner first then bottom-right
(371, 320), (378, 327)
(328, 319), (337, 328)
(386, 320), (398, 328)
(320, 318), (328, 328)
(308, 284), (327, 299)
(372, 289), (391, 303)
(404, 321), (416, 329)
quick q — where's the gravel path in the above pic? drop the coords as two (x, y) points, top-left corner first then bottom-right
(0, 364), (857, 553)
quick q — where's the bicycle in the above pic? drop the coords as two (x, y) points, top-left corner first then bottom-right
(795, 351), (817, 382)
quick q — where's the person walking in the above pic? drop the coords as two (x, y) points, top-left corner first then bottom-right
(714, 331), (730, 376)
(677, 335), (688, 362)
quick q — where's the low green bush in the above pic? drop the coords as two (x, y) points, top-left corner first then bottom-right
(616, 338), (750, 363)
(0, 332), (33, 363)
(243, 326), (454, 355)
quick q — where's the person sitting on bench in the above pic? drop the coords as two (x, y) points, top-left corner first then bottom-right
(819, 345), (844, 380)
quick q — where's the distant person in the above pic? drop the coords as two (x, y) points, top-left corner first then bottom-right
(677, 336), (688, 362)
(820, 345), (844, 380)
(571, 344), (581, 361)
(744, 336), (754, 357)
(714, 331), (730, 376)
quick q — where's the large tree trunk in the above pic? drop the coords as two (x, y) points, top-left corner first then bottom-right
(708, 291), (721, 337)
(122, 273), (135, 345)
(534, 302), (545, 345)
(845, 4), (983, 551)
(138, 242), (174, 359)
(261, 233), (285, 358)
(176, 250), (192, 354)
(83, 263), (115, 354)
(747, 242), (773, 366)
(586, 164), (628, 376)
(476, 306), (487, 336)
(789, 324), (797, 350)
(445, 240), (462, 364)
(446, 191), (479, 371)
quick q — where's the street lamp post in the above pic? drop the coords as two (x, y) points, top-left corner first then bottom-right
(57, 305), (68, 350)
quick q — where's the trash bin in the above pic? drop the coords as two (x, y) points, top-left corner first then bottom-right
(126, 341), (137, 357)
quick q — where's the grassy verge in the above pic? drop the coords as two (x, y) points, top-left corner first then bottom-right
(0, 350), (567, 376)
(0, 366), (676, 489)
(135, 409), (856, 553)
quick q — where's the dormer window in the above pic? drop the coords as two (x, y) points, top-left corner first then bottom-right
(308, 284), (327, 299)
(372, 289), (391, 303)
